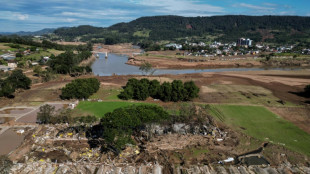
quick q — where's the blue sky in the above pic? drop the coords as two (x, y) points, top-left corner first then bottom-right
(0, 0), (309, 32)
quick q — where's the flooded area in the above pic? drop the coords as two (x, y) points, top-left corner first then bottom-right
(0, 128), (25, 155)
(0, 108), (32, 114)
(92, 53), (299, 76)
(17, 104), (68, 123)
(0, 117), (14, 124)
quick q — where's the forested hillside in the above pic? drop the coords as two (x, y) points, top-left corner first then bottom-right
(53, 15), (310, 44)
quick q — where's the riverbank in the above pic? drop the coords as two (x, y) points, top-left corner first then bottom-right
(94, 43), (141, 56)
(127, 54), (310, 69)
(127, 56), (262, 69)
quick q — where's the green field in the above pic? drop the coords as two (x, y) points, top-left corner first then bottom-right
(75, 101), (153, 117)
(205, 84), (296, 106)
(89, 88), (121, 101)
(210, 105), (310, 156)
(23, 49), (64, 61)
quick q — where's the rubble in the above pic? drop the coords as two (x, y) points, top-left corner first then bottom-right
(6, 122), (310, 174)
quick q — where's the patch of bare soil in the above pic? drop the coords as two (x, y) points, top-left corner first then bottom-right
(268, 106), (310, 134)
(127, 56), (262, 69)
(56, 41), (86, 45)
(94, 43), (141, 57)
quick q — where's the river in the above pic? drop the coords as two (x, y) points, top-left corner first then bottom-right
(91, 53), (299, 76)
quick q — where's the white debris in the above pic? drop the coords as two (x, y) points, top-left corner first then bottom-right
(223, 157), (234, 163)
(16, 129), (25, 134)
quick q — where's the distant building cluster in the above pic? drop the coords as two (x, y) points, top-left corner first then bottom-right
(237, 38), (253, 47)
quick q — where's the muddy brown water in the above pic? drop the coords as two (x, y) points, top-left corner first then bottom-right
(17, 104), (67, 123)
(92, 53), (300, 76)
(0, 117), (14, 124)
(0, 108), (32, 114)
(0, 128), (25, 155)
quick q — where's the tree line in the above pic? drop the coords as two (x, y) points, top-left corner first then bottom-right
(52, 15), (310, 44)
(118, 78), (200, 102)
(0, 69), (31, 98)
(48, 50), (92, 75)
(60, 78), (100, 100)
(0, 35), (77, 51)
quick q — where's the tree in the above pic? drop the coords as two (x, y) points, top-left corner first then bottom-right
(149, 80), (160, 98)
(33, 66), (42, 76)
(171, 80), (185, 102)
(37, 104), (56, 124)
(158, 82), (172, 102)
(0, 80), (15, 98)
(7, 69), (31, 89)
(184, 81), (200, 101)
(139, 62), (153, 75)
(60, 78), (100, 99)
(51, 109), (73, 124)
(100, 105), (170, 151)
(133, 79), (149, 100)
(118, 78), (200, 102)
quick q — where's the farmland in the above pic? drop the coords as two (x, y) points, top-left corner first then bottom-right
(210, 105), (310, 156)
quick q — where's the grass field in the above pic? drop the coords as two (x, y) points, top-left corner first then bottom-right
(89, 88), (121, 101)
(210, 105), (310, 156)
(203, 85), (295, 106)
(24, 49), (64, 61)
(75, 101), (153, 117)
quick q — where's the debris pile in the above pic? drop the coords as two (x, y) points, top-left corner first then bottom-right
(10, 162), (310, 174)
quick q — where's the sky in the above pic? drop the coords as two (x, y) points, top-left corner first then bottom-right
(0, 0), (309, 32)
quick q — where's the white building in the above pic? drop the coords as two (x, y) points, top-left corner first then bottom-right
(165, 43), (182, 50)
(8, 62), (17, 69)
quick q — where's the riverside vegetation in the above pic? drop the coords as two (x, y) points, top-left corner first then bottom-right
(118, 78), (200, 102)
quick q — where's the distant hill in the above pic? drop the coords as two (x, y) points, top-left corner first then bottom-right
(53, 15), (310, 44)
(0, 28), (55, 36)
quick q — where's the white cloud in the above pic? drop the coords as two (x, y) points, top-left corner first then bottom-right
(14, 13), (29, 20)
(60, 9), (134, 20)
(130, 0), (224, 16)
(65, 18), (77, 22)
(263, 3), (277, 7)
(238, 3), (275, 10)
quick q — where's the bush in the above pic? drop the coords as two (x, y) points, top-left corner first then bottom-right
(61, 78), (100, 99)
(118, 78), (199, 102)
